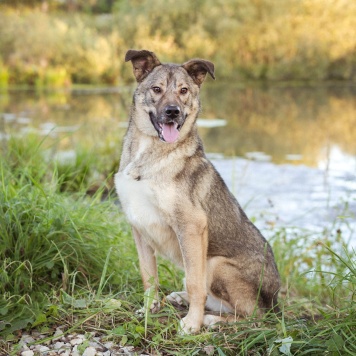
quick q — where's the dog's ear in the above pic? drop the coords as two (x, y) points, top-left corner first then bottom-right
(182, 59), (215, 86)
(125, 49), (161, 82)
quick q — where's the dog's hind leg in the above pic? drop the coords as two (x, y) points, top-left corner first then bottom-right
(132, 227), (160, 313)
(166, 273), (242, 328)
(207, 256), (266, 318)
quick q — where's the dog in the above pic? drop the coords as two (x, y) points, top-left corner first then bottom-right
(115, 49), (280, 334)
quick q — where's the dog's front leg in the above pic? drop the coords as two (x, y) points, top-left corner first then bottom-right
(132, 227), (160, 313)
(178, 220), (208, 334)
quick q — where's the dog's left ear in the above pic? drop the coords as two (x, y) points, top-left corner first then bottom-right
(125, 49), (161, 82)
(182, 59), (215, 86)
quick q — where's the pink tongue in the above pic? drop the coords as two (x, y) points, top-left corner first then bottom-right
(162, 123), (179, 143)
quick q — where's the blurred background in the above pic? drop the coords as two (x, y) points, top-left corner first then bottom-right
(1, 0), (356, 86)
(0, 0), (355, 231)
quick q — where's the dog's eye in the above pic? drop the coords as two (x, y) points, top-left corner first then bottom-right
(180, 87), (188, 94)
(152, 87), (161, 94)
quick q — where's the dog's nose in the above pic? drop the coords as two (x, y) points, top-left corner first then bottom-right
(165, 105), (180, 119)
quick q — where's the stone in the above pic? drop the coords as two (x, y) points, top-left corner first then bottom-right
(21, 351), (34, 356)
(72, 345), (80, 355)
(53, 327), (63, 341)
(20, 335), (35, 345)
(89, 341), (104, 350)
(104, 341), (114, 349)
(53, 341), (65, 349)
(82, 346), (97, 356)
(38, 345), (50, 352)
(70, 338), (83, 346)
(120, 346), (135, 355)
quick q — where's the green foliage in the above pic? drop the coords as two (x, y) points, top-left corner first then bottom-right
(0, 134), (355, 354)
(0, 136), (134, 334)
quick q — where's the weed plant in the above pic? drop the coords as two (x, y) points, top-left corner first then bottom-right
(0, 135), (355, 355)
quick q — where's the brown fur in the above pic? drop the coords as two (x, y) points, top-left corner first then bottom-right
(115, 49), (280, 333)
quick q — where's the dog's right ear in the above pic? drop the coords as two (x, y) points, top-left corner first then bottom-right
(125, 50), (161, 82)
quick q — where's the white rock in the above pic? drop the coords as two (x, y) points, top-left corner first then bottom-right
(20, 335), (35, 345)
(89, 341), (103, 350)
(70, 338), (83, 346)
(53, 327), (63, 341)
(82, 346), (97, 356)
(21, 351), (34, 356)
(103, 351), (111, 356)
(39, 345), (50, 352)
(77, 334), (86, 339)
(71, 345), (80, 356)
(53, 341), (65, 349)
(104, 341), (114, 349)
(121, 346), (135, 354)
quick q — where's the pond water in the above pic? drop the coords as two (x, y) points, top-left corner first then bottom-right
(1, 83), (355, 244)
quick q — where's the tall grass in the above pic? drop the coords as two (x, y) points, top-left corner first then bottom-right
(0, 135), (131, 333)
(0, 135), (355, 355)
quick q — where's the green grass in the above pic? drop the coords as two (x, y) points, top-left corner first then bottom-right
(0, 135), (355, 355)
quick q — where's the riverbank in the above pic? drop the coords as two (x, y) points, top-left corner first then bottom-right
(1, 135), (355, 355)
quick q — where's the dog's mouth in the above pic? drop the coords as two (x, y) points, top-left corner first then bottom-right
(149, 112), (183, 143)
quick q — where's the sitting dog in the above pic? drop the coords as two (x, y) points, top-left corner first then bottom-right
(115, 49), (280, 333)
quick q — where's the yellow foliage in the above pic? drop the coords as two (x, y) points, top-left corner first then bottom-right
(0, 0), (356, 85)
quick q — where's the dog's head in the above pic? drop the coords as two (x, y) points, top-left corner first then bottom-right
(125, 49), (215, 143)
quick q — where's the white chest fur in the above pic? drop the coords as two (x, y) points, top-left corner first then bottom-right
(115, 151), (183, 266)
(115, 169), (162, 234)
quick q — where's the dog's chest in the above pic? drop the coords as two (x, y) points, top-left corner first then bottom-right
(115, 166), (160, 229)
(116, 137), (176, 220)
(115, 163), (183, 265)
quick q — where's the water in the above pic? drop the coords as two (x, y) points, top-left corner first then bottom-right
(1, 84), (355, 243)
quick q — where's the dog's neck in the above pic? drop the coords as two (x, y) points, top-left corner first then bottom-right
(119, 117), (205, 174)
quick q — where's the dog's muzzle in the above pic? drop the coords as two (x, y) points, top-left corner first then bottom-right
(149, 105), (185, 143)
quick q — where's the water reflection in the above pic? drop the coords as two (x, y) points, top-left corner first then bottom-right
(200, 83), (356, 167)
(0, 84), (355, 238)
(1, 84), (356, 169)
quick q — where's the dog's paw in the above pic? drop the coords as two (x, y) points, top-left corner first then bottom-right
(135, 299), (160, 317)
(179, 316), (201, 335)
(149, 299), (160, 313)
(166, 291), (189, 307)
(203, 314), (223, 329)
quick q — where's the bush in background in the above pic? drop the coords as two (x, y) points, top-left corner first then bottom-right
(0, 0), (356, 86)
(0, 10), (120, 86)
